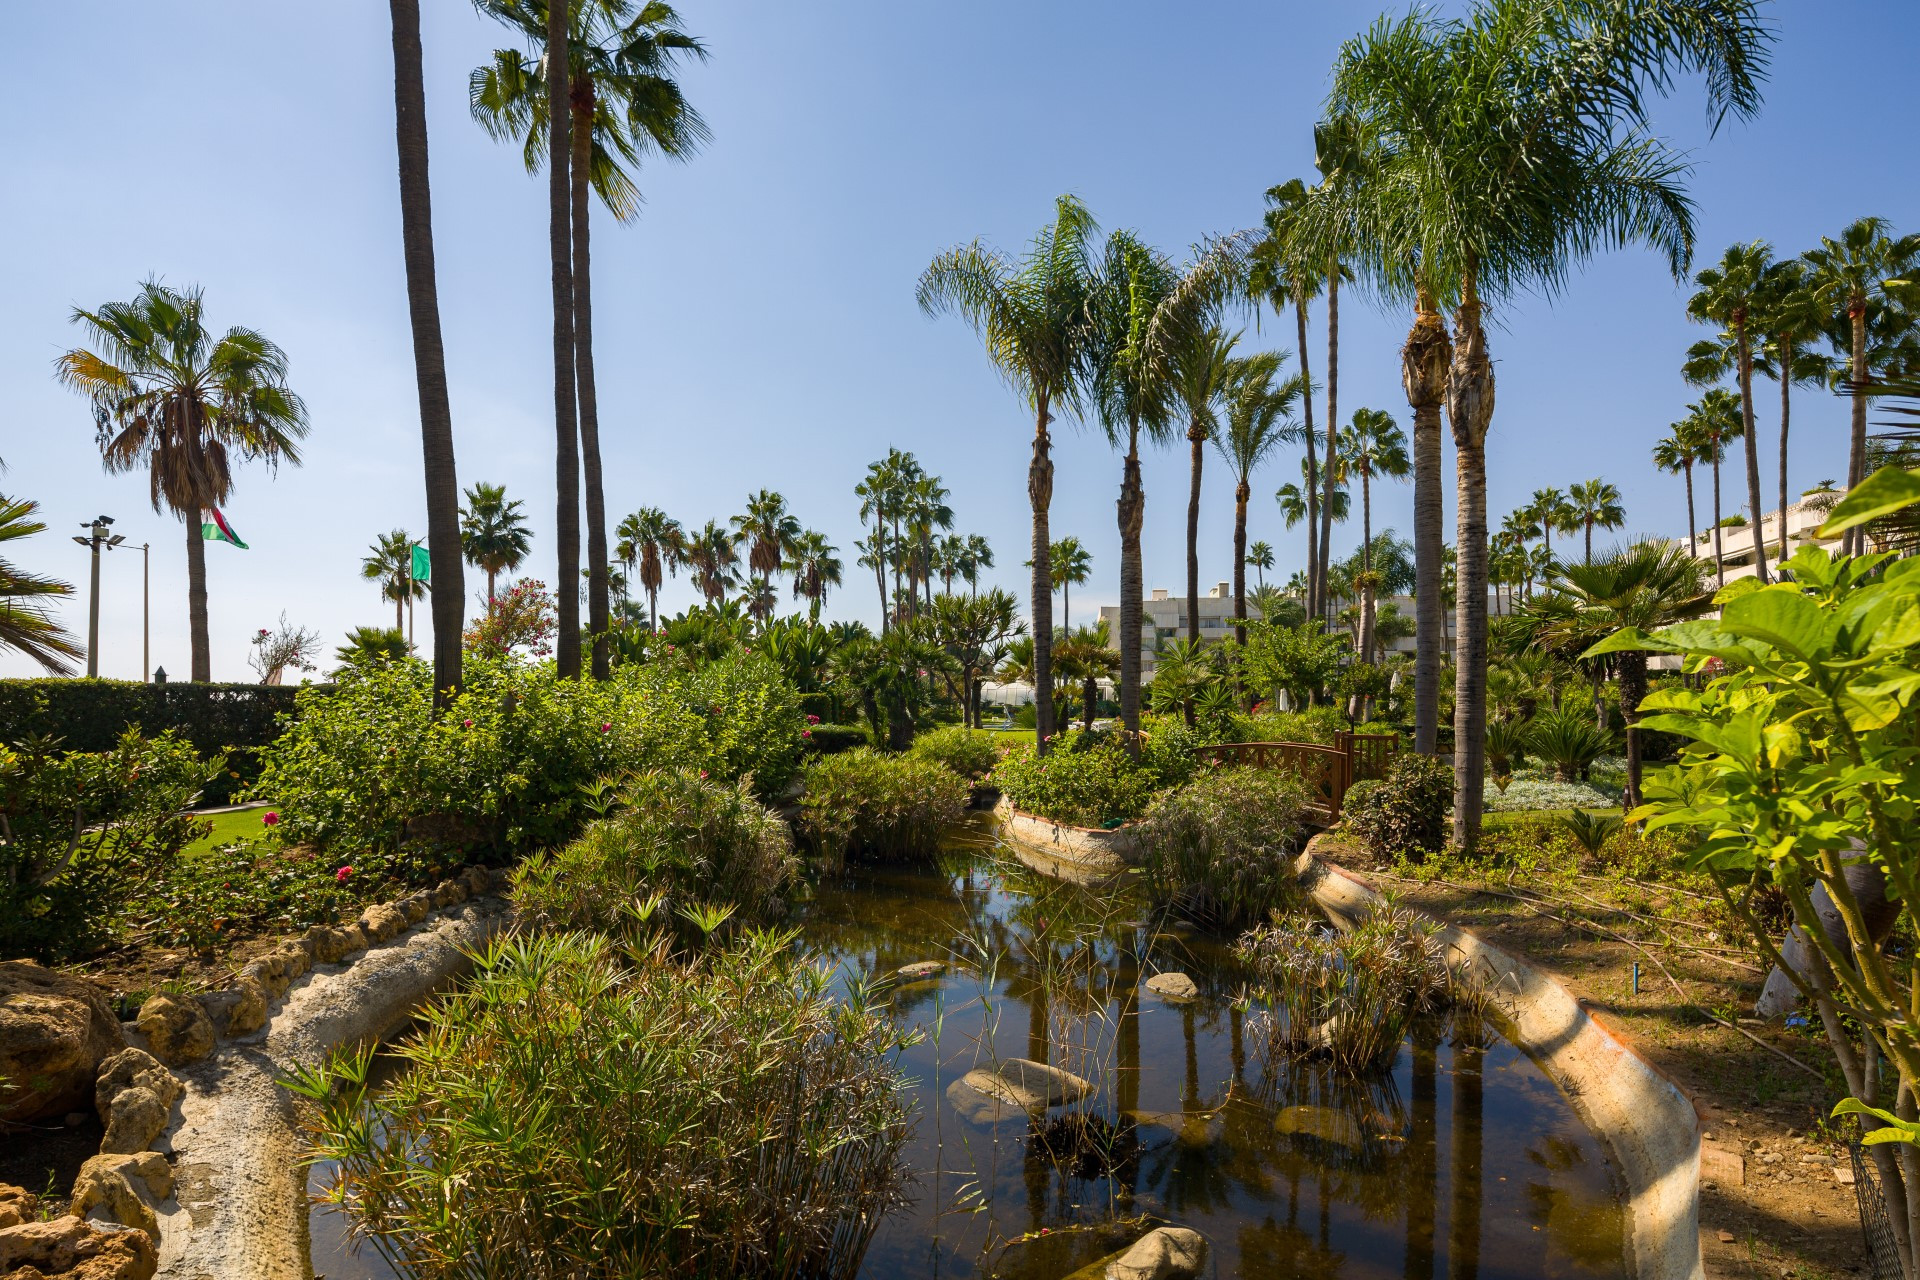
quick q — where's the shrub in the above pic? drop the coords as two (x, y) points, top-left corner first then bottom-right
(0, 729), (214, 960)
(254, 652), (803, 857)
(1341, 753), (1452, 861)
(1227, 705), (1351, 746)
(293, 930), (914, 1279)
(802, 723), (869, 755)
(908, 725), (1001, 781)
(797, 749), (967, 864)
(1137, 768), (1312, 929)
(991, 727), (1193, 828)
(1527, 706), (1613, 781)
(513, 768), (797, 943)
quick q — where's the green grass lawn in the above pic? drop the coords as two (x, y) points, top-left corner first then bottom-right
(182, 805), (272, 859)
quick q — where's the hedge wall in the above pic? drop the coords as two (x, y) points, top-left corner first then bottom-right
(0, 679), (321, 805)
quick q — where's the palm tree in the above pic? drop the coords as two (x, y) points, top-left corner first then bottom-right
(786, 529), (841, 623)
(1754, 259), (1829, 563)
(731, 489), (800, 599)
(1802, 218), (1920, 552)
(389, 0), (465, 703)
(613, 506), (682, 629)
(1246, 540), (1274, 592)
(1277, 455), (1347, 538)
(854, 450), (911, 629)
(1046, 537), (1091, 633)
(1651, 420), (1707, 558)
(1323, 0), (1768, 850)
(959, 533), (994, 596)
(1165, 325), (1237, 646)
(681, 519), (739, 604)
(1338, 407), (1409, 663)
(1216, 353), (1304, 645)
(0, 496), (82, 674)
(363, 530), (426, 633)
(903, 473), (953, 615)
(1526, 488), (1575, 571)
(1567, 479), (1625, 565)
(1687, 388), (1743, 588)
(473, 0), (709, 679)
(918, 194), (1102, 752)
(1249, 186), (1325, 621)
(57, 281), (309, 681)
(1498, 508), (1541, 600)
(932, 533), (965, 594)
(1688, 241), (1775, 583)
(459, 482), (533, 604)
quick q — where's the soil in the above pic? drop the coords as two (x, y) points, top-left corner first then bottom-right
(1316, 831), (1871, 1280)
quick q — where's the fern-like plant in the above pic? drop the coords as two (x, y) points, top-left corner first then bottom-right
(1526, 707), (1613, 782)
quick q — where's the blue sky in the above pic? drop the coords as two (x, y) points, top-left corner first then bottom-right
(4, 0), (1916, 680)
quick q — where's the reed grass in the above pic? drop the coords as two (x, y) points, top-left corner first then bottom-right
(798, 748), (968, 865)
(1136, 766), (1312, 930)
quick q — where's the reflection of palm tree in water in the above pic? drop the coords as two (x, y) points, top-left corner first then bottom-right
(1404, 1018), (1440, 1279)
(1448, 1010), (1488, 1280)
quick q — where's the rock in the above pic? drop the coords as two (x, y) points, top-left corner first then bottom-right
(460, 866), (492, 897)
(0, 1215), (156, 1280)
(0, 962), (125, 1125)
(133, 995), (212, 1068)
(305, 925), (354, 965)
(1273, 1104), (1366, 1151)
(358, 903), (407, 945)
(1125, 1109), (1219, 1149)
(69, 1151), (173, 1239)
(432, 879), (470, 909)
(197, 977), (268, 1039)
(1700, 1139), (1746, 1188)
(94, 1050), (180, 1121)
(894, 961), (946, 981)
(1145, 972), (1200, 1002)
(946, 1078), (1017, 1126)
(396, 893), (431, 925)
(957, 1058), (1092, 1111)
(99, 1090), (170, 1157)
(1106, 1226), (1208, 1280)
(0, 1184), (37, 1230)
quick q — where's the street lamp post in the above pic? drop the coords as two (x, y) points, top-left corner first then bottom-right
(141, 542), (151, 683)
(71, 515), (126, 678)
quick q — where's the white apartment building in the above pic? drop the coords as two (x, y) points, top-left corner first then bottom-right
(1683, 490), (1845, 583)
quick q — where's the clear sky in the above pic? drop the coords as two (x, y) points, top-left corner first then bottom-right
(4, 0), (1915, 680)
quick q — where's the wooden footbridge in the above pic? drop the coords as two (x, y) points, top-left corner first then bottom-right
(1192, 730), (1399, 824)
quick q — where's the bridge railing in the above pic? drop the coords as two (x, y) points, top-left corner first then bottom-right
(1193, 730), (1401, 823)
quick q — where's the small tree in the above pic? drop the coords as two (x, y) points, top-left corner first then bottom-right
(248, 613), (321, 684)
(463, 579), (557, 660)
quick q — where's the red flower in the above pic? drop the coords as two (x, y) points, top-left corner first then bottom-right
(262, 811), (279, 827)
(462, 718), (474, 728)
(801, 729), (812, 739)
(600, 722), (612, 733)
(806, 714), (820, 725)
(336, 866), (353, 883)
(698, 769), (708, 779)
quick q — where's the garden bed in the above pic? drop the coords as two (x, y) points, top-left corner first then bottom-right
(992, 795), (1139, 873)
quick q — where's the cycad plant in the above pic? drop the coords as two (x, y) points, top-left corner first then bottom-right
(1525, 706), (1612, 784)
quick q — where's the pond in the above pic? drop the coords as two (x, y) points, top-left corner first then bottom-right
(310, 818), (1627, 1279)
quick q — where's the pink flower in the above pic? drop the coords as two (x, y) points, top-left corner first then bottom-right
(801, 729), (812, 739)
(600, 722), (612, 733)
(462, 718), (474, 728)
(336, 866), (353, 883)
(262, 811), (279, 827)
(698, 769), (709, 779)
(806, 714), (821, 725)
(665, 644), (676, 653)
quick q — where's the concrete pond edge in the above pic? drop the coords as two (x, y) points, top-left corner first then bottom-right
(1297, 836), (1702, 1280)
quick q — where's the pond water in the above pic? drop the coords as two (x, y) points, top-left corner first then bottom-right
(309, 818), (1627, 1279)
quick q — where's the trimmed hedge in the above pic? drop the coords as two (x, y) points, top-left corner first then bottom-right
(0, 679), (314, 805)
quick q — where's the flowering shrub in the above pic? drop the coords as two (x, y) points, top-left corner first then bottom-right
(907, 725), (1002, 782)
(991, 727), (1196, 828)
(1136, 767), (1311, 929)
(797, 749), (968, 865)
(462, 579), (557, 659)
(1341, 753), (1453, 862)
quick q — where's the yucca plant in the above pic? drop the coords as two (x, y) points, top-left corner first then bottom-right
(1526, 706), (1613, 782)
(291, 929), (914, 1280)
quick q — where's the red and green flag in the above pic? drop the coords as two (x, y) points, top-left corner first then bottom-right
(201, 508), (248, 549)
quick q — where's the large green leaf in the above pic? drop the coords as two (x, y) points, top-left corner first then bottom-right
(1833, 1097), (1920, 1147)
(1720, 587), (1832, 660)
(1818, 466), (1920, 537)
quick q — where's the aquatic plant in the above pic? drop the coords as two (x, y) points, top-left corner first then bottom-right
(291, 929), (915, 1280)
(798, 747), (968, 864)
(1136, 766), (1311, 929)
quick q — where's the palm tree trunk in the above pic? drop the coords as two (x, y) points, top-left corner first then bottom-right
(1317, 269), (1340, 628)
(1029, 399), (1056, 754)
(1232, 481), (1250, 646)
(1682, 463), (1697, 558)
(1185, 420), (1204, 646)
(1061, 581), (1069, 633)
(487, 567), (497, 604)
(1735, 322), (1770, 584)
(648, 583), (658, 632)
(1710, 450), (1725, 588)
(1359, 470), (1375, 667)
(1620, 652), (1649, 810)
(571, 94), (611, 680)
(1296, 287), (1320, 619)
(546, 0), (581, 679)
(1448, 281), (1493, 853)
(1405, 304), (1450, 756)
(1777, 342), (1793, 564)
(1447, 1018), (1485, 1280)
(394, 579), (404, 634)
(1584, 518), (1593, 566)
(1847, 301), (1869, 556)
(185, 515), (210, 681)
(388, 0), (464, 706)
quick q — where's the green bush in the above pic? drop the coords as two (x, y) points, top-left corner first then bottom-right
(797, 749), (967, 864)
(801, 722), (869, 755)
(0, 729), (215, 960)
(1527, 706), (1614, 781)
(0, 678), (308, 806)
(1228, 705), (1352, 746)
(254, 652), (803, 858)
(1137, 767), (1312, 929)
(1342, 753), (1453, 862)
(991, 726), (1196, 828)
(907, 724), (1001, 781)
(513, 769), (797, 943)
(293, 930), (913, 1279)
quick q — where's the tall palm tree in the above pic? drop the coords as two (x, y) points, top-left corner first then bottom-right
(389, 0), (465, 703)
(1339, 407), (1409, 663)
(730, 489), (800, 599)
(918, 195), (1102, 752)
(363, 530), (426, 633)
(0, 496), (82, 674)
(1045, 537), (1091, 633)
(681, 519), (739, 604)
(613, 506), (682, 628)
(854, 450), (911, 630)
(1688, 241), (1775, 583)
(1526, 488), (1575, 571)
(960, 533), (993, 596)
(1165, 325), (1238, 646)
(1802, 217), (1920, 552)
(1249, 185), (1325, 621)
(459, 482), (533, 603)
(1323, 0), (1769, 849)
(786, 529), (841, 623)
(1567, 479), (1625, 564)
(1754, 261), (1830, 563)
(1651, 420), (1707, 558)
(1277, 456), (1348, 537)
(903, 473), (953, 615)
(1215, 352), (1304, 645)
(1498, 508), (1541, 600)
(1687, 388), (1742, 588)
(1245, 540), (1274, 592)
(57, 282), (308, 682)
(473, 0), (709, 679)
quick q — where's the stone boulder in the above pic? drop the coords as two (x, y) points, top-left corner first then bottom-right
(893, 961), (946, 981)
(357, 903), (407, 945)
(0, 1215), (156, 1280)
(305, 923), (367, 966)
(0, 1184), (37, 1230)
(95, 1050), (183, 1155)
(1144, 972), (1199, 1002)
(1272, 1104), (1365, 1151)
(69, 1151), (173, 1241)
(133, 995), (212, 1068)
(0, 962), (125, 1125)
(1105, 1227), (1207, 1280)
(959, 1058), (1091, 1111)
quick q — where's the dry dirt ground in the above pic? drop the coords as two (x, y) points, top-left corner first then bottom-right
(1315, 831), (1871, 1280)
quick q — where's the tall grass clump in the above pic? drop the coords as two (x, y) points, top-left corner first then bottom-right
(1236, 905), (1461, 1073)
(512, 768), (797, 941)
(1136, 767), (1311, 930)
(797, 747), (967, 864)
(292, 929), (915, 1280)
(907, 724), (1002, 782)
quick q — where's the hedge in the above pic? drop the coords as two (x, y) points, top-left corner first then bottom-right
(0, 679), (318, 805)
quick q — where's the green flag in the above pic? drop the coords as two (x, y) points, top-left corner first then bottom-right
(411, 543), (431, 583)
